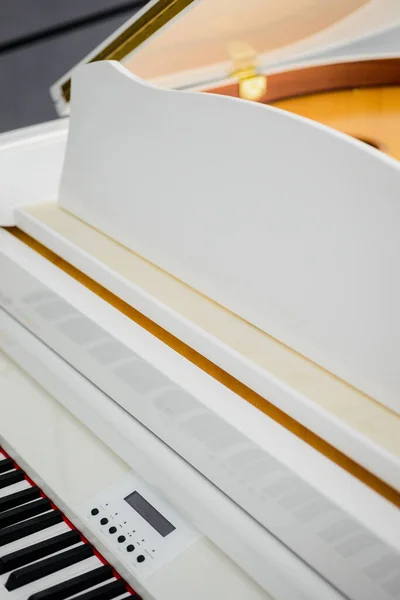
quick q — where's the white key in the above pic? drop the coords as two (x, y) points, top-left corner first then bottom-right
(0, 483), (31, 500)
(0, 522), (70, 557)
(0, 555), (102, 600)
(100, 594), (131, 600)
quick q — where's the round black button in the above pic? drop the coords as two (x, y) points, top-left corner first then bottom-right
(100, 518), (108, 525)
(137, 555), (145, 563)
(109, 526), (117, 534)
(126, 545), (135, 553)
(90, 508), (99, 516)
(117, 536), (126, 543)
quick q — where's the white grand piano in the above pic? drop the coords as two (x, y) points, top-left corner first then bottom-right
(0, 1), (399, 599)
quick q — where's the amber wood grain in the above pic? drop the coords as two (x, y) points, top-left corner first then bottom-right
(272, 86), (400, 160)
(6, 226), (400, 507)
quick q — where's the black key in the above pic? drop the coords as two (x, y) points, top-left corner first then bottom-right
(6, 543), (94, 590)
(0, 510), (63, 547)
(0, 530), (81, 574)
(0, 498), (52, 530)
(0, 459), (14, 474)
(0, 486), (41, 514)
(29, 564), (114, 600)
(0, 470), (24, 490)
(73, 579), (128, 600)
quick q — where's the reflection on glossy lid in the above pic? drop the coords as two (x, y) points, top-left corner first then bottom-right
(54, 0), (371, 106)
(124, 0), (369, 81)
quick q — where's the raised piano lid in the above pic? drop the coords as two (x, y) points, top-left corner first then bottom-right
(50, 0), (400, 114)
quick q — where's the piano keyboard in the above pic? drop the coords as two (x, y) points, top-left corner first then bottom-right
(0, 449), (138, 600)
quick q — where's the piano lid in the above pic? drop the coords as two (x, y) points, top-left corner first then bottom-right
(50, 0), (400, 113)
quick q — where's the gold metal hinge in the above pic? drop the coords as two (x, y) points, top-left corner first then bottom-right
(228, 41), (267, 101)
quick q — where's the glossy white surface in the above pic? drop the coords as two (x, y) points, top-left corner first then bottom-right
(0, 19), (398, 494)
(0, 351), (129, 509)
(82, 472), (201, 579)
(0, 322), (306, 600)
(0, 350), (274, 600)
(2, 229), (399, 535)
(1, 231), (399, 600)
(0, 120), (68, 225)
(59, 61), (400, 417)
(15, 202), (400, 493)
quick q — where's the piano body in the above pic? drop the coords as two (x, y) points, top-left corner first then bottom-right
(0, 1), (400, 599)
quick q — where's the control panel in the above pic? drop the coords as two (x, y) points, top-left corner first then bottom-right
(79, 472), (201, 579)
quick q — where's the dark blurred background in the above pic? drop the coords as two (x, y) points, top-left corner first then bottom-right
(0, 0), (147, 134)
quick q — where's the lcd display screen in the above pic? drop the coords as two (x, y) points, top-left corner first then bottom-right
(124, 491), (176, 537)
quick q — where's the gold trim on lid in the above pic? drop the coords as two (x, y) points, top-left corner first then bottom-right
(61, 0), (196, 103)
